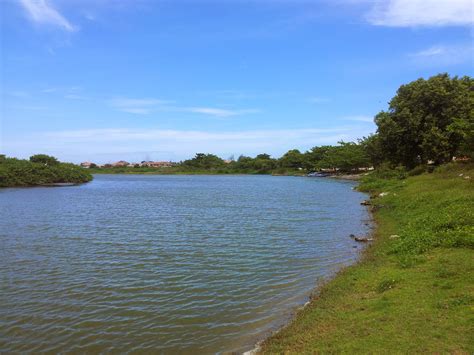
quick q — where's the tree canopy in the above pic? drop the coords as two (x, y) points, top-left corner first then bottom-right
(374, 74), (473, 168)
(29, 154), (60, 166)
(181, 153), (226, 170)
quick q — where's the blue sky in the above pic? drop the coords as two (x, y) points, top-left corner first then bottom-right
(1, 0), (473, 163)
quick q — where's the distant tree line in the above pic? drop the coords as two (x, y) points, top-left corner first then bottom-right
(0, 154), (93, 187)
(177, 142), (371, 174)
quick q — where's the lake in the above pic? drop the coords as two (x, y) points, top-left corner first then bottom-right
(0, 174), (370, 353)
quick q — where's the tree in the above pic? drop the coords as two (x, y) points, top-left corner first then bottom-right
(375, 74), (473, 167)
(253, 154), (277, 173)
(182, 153), (225, 170)
(29, 154), (59, 166)
(279, 149), (305, 169)
(256, 153), (271, 160)
(317, 142), (370, 172)
(304, 146), (332, 170)
(359, 134), (384, 167)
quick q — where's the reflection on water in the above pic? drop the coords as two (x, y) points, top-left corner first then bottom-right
(0, 174), (370, 353)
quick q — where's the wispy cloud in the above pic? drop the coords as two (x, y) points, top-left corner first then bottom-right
(187, 107), (261, 118)
(408, 43), (473, 65)
(411, 46), (445, 57)
(43, 128), (345, 142)
(6, 91), (30, 98)
(109, 97), (260, 118)
(308, 96), (331, 104)
(19, 0), (76, 32)
(40, 86), (88, 100)
(343, 115), (374, 123)
(41, 87), (58, 93)
(367, 0), (474, 27)
(5, 126), (374, 163)
(64, 94), (87, 100)
(108, 98), (169, 115)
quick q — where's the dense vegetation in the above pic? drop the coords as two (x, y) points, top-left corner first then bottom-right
(91, 143), (372, 175)
(260, 162), (474, 353)
(92, 74), (472, 176)
(369, 74), (473, 168)
(0, 154), (93, 187)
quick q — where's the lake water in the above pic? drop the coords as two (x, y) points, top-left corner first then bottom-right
(0, 174), (370, 353)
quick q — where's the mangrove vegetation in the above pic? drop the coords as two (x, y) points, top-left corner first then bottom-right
(0, 154), (93, 188)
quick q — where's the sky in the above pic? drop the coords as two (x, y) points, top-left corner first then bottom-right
(1, 0), (473, 163)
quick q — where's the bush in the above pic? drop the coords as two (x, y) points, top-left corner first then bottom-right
(371, 164), (407, 180)
(408, 165), (427, 176)
(0, 155), (92, 187)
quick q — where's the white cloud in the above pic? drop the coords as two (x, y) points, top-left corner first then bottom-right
(19, 0), (76, 32)
(408, 43), (473, 65)
(4, 126), (374, 163)
(7, 91), (30, 98)
(367, 0), (474, 27)
(308, 96), (331, 104)
(343, 115), (374, 123)
(109, 98), (170, 115)
(187, 107), (261, 117)
(43, 128), (349, 142)
(109, 97), (260, 118)
(41, 87), (58, 93)
(64, 94), (86, 100)
(412, 46), (445, 57)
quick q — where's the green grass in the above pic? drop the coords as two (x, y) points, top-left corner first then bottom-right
(259, 162), (474, 354)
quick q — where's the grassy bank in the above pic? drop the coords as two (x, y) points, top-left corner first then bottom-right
(260, 162), (474, 353)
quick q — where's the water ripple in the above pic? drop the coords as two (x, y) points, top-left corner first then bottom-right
(0, 175), (370, 353)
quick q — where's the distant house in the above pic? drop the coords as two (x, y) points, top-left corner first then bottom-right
(112, 160), (130, 167)
(80, 162), (94, 168)
(140, 161), (175, 168)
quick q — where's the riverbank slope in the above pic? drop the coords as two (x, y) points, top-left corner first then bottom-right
(260, 162), (474, 353)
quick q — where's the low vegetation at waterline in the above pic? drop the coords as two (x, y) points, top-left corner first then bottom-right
(259, 162), (474, 353)
(0, 154), (93, 187)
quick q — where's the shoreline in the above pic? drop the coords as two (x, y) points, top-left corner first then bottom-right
(90, 171), (364, 180)
(327, 173), (364, 181)
(257, 164), (473, 353)
(242, 179), (373, 354)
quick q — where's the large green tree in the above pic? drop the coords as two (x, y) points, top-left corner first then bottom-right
(182, 153), (225, 170)
(375, 74), (473, 167)
(359, 134), (384, 167)
(279, 149), (305, 169)
(317, 142), (370, 172)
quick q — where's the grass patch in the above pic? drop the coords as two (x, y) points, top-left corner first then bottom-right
(376, 279), (398, 293)
(259, 162), (474, 354)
